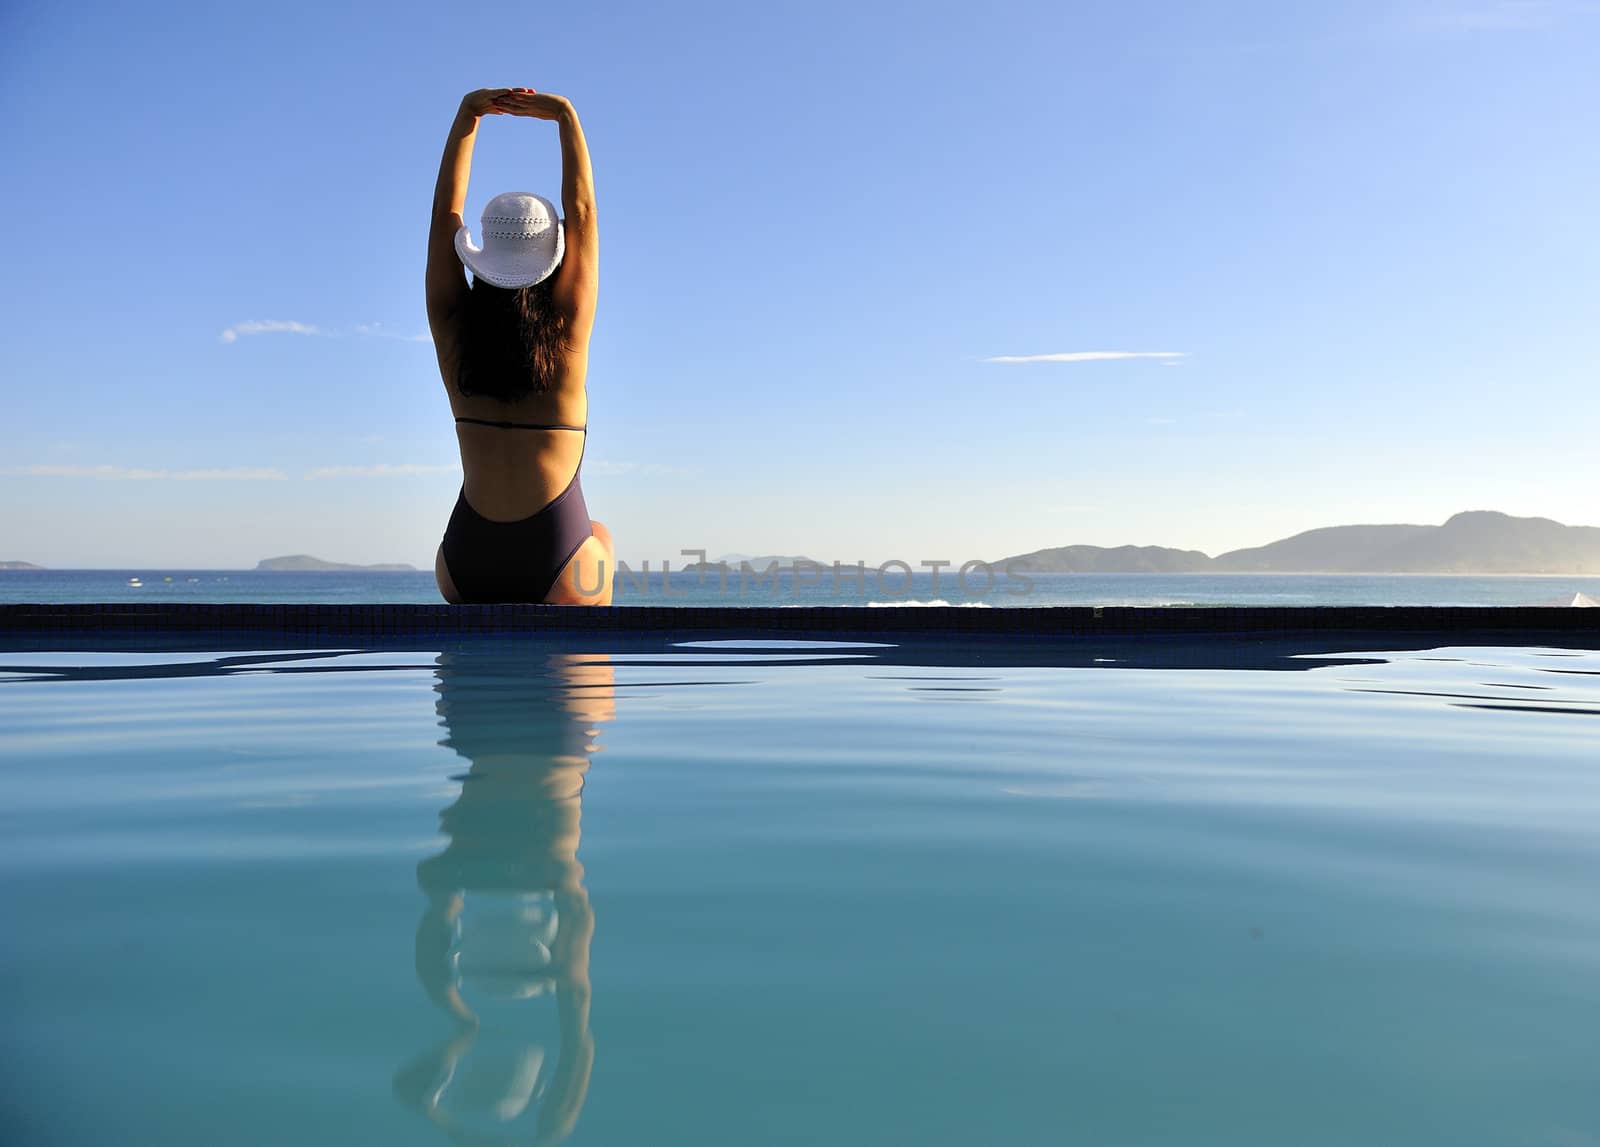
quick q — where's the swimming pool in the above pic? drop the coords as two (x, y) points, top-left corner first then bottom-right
(2, 628), (1598, 1145)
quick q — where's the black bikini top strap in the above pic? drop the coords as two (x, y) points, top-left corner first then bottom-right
(454, 416), (588, 432)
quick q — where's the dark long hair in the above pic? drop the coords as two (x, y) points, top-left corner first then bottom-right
(453, 271), (569, 402)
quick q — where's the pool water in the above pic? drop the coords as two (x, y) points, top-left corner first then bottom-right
(2, 635), (1598, 1145)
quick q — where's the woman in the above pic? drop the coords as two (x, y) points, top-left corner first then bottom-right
(428, 87), (614, 605)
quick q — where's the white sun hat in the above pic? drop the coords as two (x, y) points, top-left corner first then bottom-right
(455, 192), (566, 289)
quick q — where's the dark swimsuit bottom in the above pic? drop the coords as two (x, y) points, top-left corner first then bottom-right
(441, 416), (593, 604)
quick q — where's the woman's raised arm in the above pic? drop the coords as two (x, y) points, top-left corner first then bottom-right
(425, 89), (510, 330)
(495, 90), (599, 343)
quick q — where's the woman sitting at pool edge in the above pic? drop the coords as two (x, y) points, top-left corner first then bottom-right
(428, 87), (614, 605)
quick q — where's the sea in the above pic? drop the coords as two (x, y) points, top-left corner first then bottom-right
(3, 568), (1598, 608)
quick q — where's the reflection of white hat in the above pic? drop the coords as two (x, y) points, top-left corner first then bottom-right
(455, 192), (565, 289)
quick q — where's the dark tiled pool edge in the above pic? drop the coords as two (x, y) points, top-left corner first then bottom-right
(2, 603), (1596, 640)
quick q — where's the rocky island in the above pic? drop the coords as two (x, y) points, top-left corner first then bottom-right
(255, 555), (417, 572)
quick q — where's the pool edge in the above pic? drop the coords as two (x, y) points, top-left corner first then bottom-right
(2, 603), (1596, 640)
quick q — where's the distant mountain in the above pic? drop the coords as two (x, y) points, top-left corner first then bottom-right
(1377, 511), (1600, 574)
(1001, 544), (1211, 574)
(0, 561), (46, 570)
(995, 511), (1600, 574)
(256, 555), (417, 572)
(1213, 512), (1600, 573)
(1213, 524), (1435, 572)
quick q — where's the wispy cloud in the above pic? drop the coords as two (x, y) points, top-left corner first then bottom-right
(16, 458), (689, 483)
(299, 459), (694, 479)
(219, 320), (324, 344)
(983, 351), (1186, 365)
(220, 320), (430, 345)
(15, 464), (288, 480)
(303, 463), (461, 479)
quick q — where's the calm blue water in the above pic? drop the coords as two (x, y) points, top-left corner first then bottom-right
(1, 633), (1598, 1145)
(4, 568), (1600, 606)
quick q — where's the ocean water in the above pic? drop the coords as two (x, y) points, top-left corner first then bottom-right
(1, 633), (1598, 1145)
(3, 567), (1599, 607)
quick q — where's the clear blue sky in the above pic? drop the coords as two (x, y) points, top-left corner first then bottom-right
(2, 0), (1596, 568)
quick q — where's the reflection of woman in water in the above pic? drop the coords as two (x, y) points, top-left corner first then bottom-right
(395, 651), (614, 1145)
(428, 87), (614, 605)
